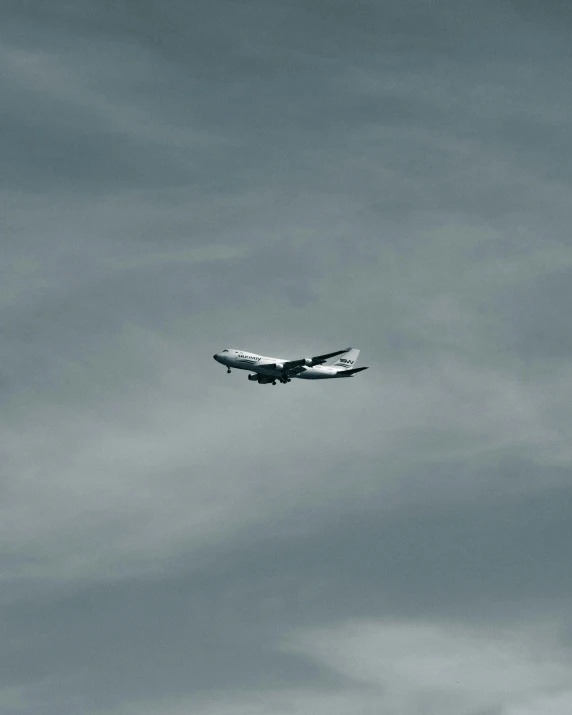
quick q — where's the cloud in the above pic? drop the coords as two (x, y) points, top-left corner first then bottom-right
(0, 34), (231, 192)
(76, 619), (572, 715)
(2, 1), (572, 713)
(494, 267), (572, 360)
(505, 691), (572, 715)
(1, 344), (569, 596)
(280, 619), (572, 715)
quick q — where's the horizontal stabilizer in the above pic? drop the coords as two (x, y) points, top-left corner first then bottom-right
(335, 366), (368, 377)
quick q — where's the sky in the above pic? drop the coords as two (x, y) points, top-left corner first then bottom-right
(1, 1), (572, 713)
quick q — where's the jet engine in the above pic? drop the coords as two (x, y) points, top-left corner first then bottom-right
(248, 374), (275, 384)
(303, 358), (312, 366)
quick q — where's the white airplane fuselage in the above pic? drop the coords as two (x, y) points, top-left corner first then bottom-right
(214, 349), (338, 380)
(213, 347), (368, 385)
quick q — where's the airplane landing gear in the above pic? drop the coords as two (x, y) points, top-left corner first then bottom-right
(227, 368), (231, 374)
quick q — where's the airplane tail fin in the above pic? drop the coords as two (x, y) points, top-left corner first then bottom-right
(331, 348), (360, 369)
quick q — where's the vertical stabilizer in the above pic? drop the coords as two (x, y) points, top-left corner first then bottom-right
(331, 348), (360, 369)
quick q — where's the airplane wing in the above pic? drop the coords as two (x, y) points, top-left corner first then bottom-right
(281, 348), (351, 372)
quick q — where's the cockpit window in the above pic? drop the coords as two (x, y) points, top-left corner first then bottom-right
(222, 349), (229, 353)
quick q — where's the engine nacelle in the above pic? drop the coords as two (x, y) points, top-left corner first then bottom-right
(303, 357), (312, 366)
(248, 374), (274, 384)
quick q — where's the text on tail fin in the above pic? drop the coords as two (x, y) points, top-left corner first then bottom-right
(332, 348), (360, 368)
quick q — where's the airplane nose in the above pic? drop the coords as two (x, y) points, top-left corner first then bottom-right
(213, 353), (221, 363)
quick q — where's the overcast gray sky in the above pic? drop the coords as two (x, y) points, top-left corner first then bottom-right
(1, 1), (572, 713)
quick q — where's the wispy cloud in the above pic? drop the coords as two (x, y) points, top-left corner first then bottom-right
(2, 1), (572, 713)
(84, 620), (572, 715)
(281, 619), (572, 715)
(0, 40), (230, 153)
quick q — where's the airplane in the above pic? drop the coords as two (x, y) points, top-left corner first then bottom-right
(213, 347), (368, 385)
